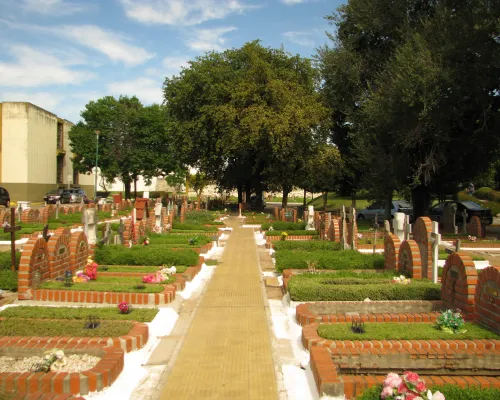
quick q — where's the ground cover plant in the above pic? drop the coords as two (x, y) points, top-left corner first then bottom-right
(318, 322), (500, 341)
(273, 240), (342, 251)
(183, 210), (224, 225)
(0, 306), (158, 322)
(94, 246), (198, 266)
(275, 250), (384, 272)
(172, 223), (219, 231)
(242, 212), (271, 224)
(261, 221), (306, 231)
(0, 318), (133, 337)
(99, 265), (188, 273)
(357, 384), (500, 400)
(40, 275), (172, 292)
(148, 233), (211, 245)
(266, 230), (319, 237)
(288, 274), (440, 301)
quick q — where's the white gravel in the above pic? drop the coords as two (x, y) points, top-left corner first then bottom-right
(0, 354), (100, 373)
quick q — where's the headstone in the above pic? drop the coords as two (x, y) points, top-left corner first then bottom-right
(82, 208), (98, 245)
(306, 205), (315, 231)
(239, 203), (242, 217)
(373, 214), (379, 254)
(55, 201), (60, 220)
(341, 206), (348, 249)
(115, 218), (125, 245)
(384, 220), (391, 234)
(430, 221), (441, 284)
(143, 191), (150, 199)
(462, 209), (468, 234)
(350, 207), (357, 250)
(442, 203), (457, 233)
(393, 212), (405, 242)
(155, 203), (163, 229)
(403, 215), (412, 241)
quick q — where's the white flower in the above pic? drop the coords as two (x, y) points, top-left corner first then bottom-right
(55, 350), (65, 359)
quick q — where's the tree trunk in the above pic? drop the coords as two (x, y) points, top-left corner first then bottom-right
(323, 191), (328, 211)
(303, 189), (307, 206)
(133, 178), (137, 198)
(256, 186), (264, 209)
(124, 178), (131, 200)
(384, 189), (393, 222)
(282, 186), (290, 208)
(411, 185), (431, 219)
(237, 184), (243, 204)
(351, 190), (357, 209)
(245, 183), (251, 204)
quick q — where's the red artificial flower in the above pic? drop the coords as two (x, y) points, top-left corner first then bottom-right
(406, 394), (418, 400)
(404, 371), (420, 384)
(416, 381), (427, 393)
(398, 382), (409, 394)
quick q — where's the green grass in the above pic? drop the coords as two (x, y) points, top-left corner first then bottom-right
(0, 318), (133, 337)
(95, 246), (199, 266)
(204, 260), (218, 265)
(100, 265), (188, 273)
(148, 233), (211, 245)
(265, 230), (319, 237)
(357, 385), (500, 400)
(242, 212), (273, 224)
(318, 322), (500, 341)
(0, 306), (158, 322)
(273, 240), (342, 251)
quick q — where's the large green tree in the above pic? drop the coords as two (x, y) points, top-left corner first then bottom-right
(164, 41), (327, 207)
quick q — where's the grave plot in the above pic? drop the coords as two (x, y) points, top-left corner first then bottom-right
(302, 252), (500, 399)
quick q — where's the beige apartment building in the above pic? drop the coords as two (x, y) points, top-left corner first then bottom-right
(0, 102), (93, 202)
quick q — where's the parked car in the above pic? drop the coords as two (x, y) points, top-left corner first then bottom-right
(427, 200), (493, 226)
(0, 187), (10, 207)
(357, 200), (413, 222)
(44, 189), (71, 204)
(66, 188), (89, 204)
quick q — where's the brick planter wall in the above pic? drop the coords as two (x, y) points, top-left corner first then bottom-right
(468, 215), (484, 238)
(69, 231), (89, 272)
(47, 228), (72, 280)
(384, 233), (401, 271)
(475, 266), (500, 333)
(21, 208), (41, 224)
(413, 217), (433, 280)
(18, 237), (49, 300)
(397, 239), (422, 279)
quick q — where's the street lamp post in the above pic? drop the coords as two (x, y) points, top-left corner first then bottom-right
(94, 130), (101, 200)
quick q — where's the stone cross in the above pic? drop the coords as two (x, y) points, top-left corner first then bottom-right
(114, 218), (124, 245)
(102, 222), (111, 245)
(462, 209), (468, 234)
(341, 205), (348, 249)
(16, 204), (22, 223)
(403, 215), (412, 241)
(384, 219), (391, 234)
(393, 212), (405, 242)
(3, 208), (20, 271)
(306, 205), (315, 231)
(133, 208), (137, 225)
(373, 214), (379, 254)
(430, 221), (441, 284)
(55, 201), (60, 220)
(82, 208), (98, 245)
(350, 207), (357, 250)
(154, 203), (163, 229)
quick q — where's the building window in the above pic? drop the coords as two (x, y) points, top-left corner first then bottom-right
(57, 157), (63, 184)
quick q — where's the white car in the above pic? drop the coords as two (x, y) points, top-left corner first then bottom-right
(357, 200), (413, 222)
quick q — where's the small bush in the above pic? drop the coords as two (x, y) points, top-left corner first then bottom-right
(172, 223), (218, 232)
(183, 211), (222, 225)
(148, 234), (211, 245)
(94, 246), (199, 266)
(357, 384), (500, 400)
(273, 241), (341, 252)
(266, 230), (318, 237)
(261, 222), (306, 231)
(0, 252), (21, 270)
(275, 250), (384, 272)
(288, 275), (440, 301)
(0, 270), (18, 291)
(474, 187), (500, 202)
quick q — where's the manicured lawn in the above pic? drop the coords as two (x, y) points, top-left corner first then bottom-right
(0, 306), (158, 322)
(318, 322), (500, 341)
(242, 212), (271, 224)
(100, 265), (188, 273)
(0, 319), (133, 337)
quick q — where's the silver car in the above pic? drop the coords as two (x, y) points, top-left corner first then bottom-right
(357, 200), (413, 222)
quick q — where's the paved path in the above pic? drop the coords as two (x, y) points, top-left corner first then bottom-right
(159, 217), (278, 400)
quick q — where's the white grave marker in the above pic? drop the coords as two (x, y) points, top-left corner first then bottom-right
(430, 221), (441, 284)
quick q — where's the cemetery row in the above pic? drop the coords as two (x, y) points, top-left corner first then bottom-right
(0, 200), (229, 398)
(254, 205), (500, 400)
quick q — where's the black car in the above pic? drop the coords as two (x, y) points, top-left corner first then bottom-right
(44, 189), (71, 204)
(0, 187), (10, 207)
(427, 201), (493, 226)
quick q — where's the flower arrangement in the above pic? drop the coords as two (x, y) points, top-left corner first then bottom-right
(297, 218), (302, 223)
(85, 256), (98, 280)
(142, 236), (150, 246)
(435, 309), (466, 334)
(189, 237), (199, 246)
(280, 231), (288, 241)
(467, 235), (477, 242)
(268, 226), (274, 231)
(34, 349), (67, 373)
(118, 301), (131, 314)
(73, 270), (89, 283)
(306, 260), (318, 274)
(381, 371), (445, 399)
(392, 275), (411, 285)
(142, 266), (176, 284)
(357, 233), (363, 239)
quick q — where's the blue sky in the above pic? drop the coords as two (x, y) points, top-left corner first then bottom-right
(0, 0), (343, 123)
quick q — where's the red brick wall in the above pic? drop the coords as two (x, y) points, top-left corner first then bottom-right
(21, 208), (41, 224)
(468, 215), (484, 238)
(69, 231), (89, 272)
(475, 266), (500, 333)
(441, 252), (477, 318)
(397, 239), (422, 279)
(413, 216), (433, 280)
(384, 233), (401, 271)
(47, 228), (72, 279)
(18, 237), (49, 300)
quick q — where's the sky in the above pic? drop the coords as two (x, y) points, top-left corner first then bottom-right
(0, 0), (343, 124)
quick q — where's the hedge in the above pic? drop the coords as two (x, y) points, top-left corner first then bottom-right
(261, 222), (306, 231)
(474, 187), (500, 202)
(94, 246), (199, 266)
(357, 385), (500, 400)
(0, 270), (18, 291)
(148, 234), (211, 245)
(183, 210), (223, 225)
(0, 251), (20, 270)
(288, 276), (440, 301)
(275, 250), (384, 272)
(171, 223), (218, 232)
(273, 241), (342, 252)
(266, 230), (319, 237)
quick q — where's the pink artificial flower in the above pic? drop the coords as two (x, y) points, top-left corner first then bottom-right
(406, 394), (418, 400)
(416, 381), (427, 393)
(384, 372), (403, 388)
(398, 382), (409, 394)
(380, 385), (394, 399)
(431, 391), (445, 400)
(404, 371), (420, 384)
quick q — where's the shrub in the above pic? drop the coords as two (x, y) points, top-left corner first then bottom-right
(0, 252), (21, 270)
(288, 275), (440, 301)
(0, 270), (18, 291)
(94, 246), (199, 266)
(273, 241), (341, 252)
(183, 211), (222, 225)
(275, 250), (384, 272)
(266, 230), (318, 237)
(148, 234), (211, 245)
(172, 223), (218, 232)
(474, 187), (500, 202)
(261, 222), (306, 231)
(357, 385), (500, 400)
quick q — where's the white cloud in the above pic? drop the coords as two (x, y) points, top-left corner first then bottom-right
(60, 25), (155, 66)
(283, 31), (314, 46)
(187, 27), (236, 52)
(281, 0), (306, 5)
(120, 0), (256, 26)
(0, 91), (61, 111)
(20, 0), (87, 15)
(107, 77), (163, 105)
(163, 56), (190, 76)
(0, 45), (94, 87)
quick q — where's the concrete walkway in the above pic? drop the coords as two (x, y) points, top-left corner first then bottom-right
(159, 217), (278, 400)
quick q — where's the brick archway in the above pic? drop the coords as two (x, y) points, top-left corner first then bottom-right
(397, 240), (422, 279)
